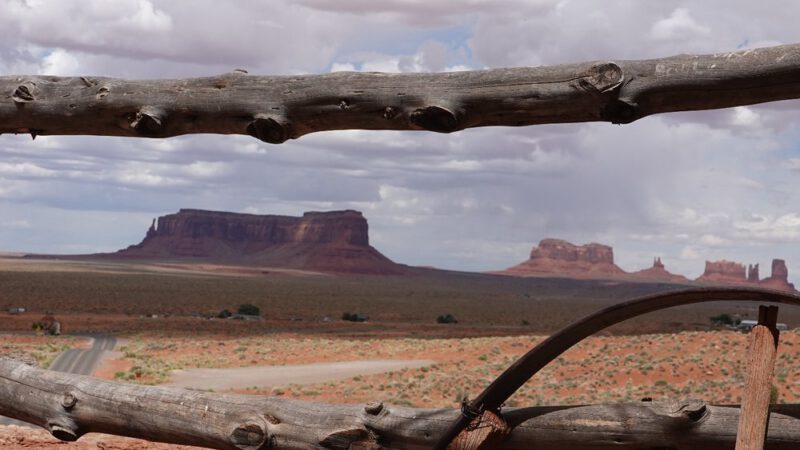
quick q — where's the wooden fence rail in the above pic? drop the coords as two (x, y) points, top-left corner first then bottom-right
(1, 356), (800, 450)
(2, 43), (800, 142)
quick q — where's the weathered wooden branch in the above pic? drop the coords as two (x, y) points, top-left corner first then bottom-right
(1, 357), (800, 450)
(3, 43), (800, 143)
(436, 288), (800, 449)
(736, 306), (780, 450)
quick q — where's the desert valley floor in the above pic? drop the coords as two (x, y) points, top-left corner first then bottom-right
(3, 256), (800, 449)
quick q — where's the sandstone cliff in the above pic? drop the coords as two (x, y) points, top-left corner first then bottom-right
(696, 260), (748, 284)
(501, 238), (625, 278)
(110, 209), (402, 274)
(630, 257), (689, 282)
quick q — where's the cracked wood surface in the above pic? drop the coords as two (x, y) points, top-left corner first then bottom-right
(3, 357), (800, 449)
(2, 43), (800, 143)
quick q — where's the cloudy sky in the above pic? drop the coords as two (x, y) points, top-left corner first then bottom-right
(1, 0), (800, 281)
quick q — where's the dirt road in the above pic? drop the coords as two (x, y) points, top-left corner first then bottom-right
(166, 359), (434, 391)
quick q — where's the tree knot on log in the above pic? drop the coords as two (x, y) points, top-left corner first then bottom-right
(96, 86), (110, 100)
(580, 62), (625, 93)
(61, 391), (78, 410)
(47, 418), (79, 442)
(601, 99), (638, 124)
(12, 81), (38, 103)
(229, 416), (269, 450)
(651, 399), (709, 425)
(409, 105), (460, 133)
(364, 401), (384, 415)
(447, 410), (510, 450)
(382, 106), (398, 120)
(247, 114), (288, 144)
(130, 107), (165, 135)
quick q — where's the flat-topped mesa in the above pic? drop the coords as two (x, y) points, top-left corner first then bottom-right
(142, 209), (369, 247)
(696, 260), (748, 284)
(501, 238), (625, 279)
(760, 258), (796, 292)
(110, 209), (402, 274)
(630, 256), (689, 282)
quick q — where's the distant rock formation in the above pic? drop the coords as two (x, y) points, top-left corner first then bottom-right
(695, 258), (796, 292)
(501, 239), (796, 290)
(696, 260), (748, 284)
(760, 259), (796, 292)
(107, 209), (403, 274)
(501, 238), (625, 278)
(630, 257), (689, 282)
(747, 263), (760, 282)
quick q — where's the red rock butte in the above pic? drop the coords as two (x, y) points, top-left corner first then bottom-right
(630, 257), (689, 283)
(696, 258), (796, 292)
(106, 209), (403, 275)
(696, 260), (748, 284)
(501, 238), (625, 278)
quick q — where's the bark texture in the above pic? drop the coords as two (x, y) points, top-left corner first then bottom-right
(736, 306), (780, 450)
(2, 43), (800, 142)
(2, 357), (800, 450)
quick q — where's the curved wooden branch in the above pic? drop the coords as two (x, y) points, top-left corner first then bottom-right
(436, 287), (800, 449)
(2, 357), (800, 450)
(2, 43), (800, 142)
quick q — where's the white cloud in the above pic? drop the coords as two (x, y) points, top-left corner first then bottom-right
(1, 0), (800, 281)
(649, 8), (711, 40)
(39, 49), (80, 75)
(731, 106), (762, 128)
(0, 162), (55, 177)
(183, 161), (232, 178)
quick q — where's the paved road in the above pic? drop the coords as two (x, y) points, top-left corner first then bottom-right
(0, 335), (116, 428)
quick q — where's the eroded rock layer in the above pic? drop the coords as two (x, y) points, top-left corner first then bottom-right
(111, 209), (402, 274)
(501, 238), (625, 278)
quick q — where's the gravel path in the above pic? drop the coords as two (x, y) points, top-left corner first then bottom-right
(166, 359), (434, 390)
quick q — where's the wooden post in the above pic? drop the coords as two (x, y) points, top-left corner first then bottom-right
(736, 305), (780, 450)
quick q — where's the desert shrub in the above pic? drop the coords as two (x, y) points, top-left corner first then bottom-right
(709, 313), (734, 326)
(436, 314), (458, 324)
(770, 384), (780, 404)
(342, 312), (368, 322)
(217, 309), (232, 319)
(237, 304), (260, 316)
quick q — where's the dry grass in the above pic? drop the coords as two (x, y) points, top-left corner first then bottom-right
(104, 329), (800, 408)
(0, 335), (81, 369)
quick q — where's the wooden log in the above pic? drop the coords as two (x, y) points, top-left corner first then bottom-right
(736, 306), (781, 450)
(2, 43), (800, 142)
(3, 357), (800, 450)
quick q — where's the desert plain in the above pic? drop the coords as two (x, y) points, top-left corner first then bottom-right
(2, 255), (800, 449)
